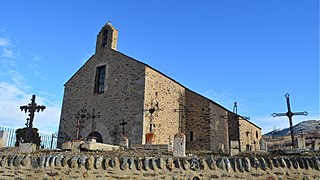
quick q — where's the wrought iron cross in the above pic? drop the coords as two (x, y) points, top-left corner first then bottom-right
(174, 107), (191, 133)
(272, 93), (308, 147)
(119, 119), (128, 136)
(20, 95), (46, 129)
(144, 100), (160, 133)
(74, 108), (90, 140)
(90, 108), (101, 136)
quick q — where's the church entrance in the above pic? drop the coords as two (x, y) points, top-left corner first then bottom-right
(87, 131), (103, 143)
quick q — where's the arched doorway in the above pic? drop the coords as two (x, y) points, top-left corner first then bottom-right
(87, 131), (103, 143)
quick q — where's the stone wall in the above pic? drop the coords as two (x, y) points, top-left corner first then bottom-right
(185, 90), (211, 151)
(208, 102), (230, 153)
(1, 152), (319, 179)
(58, 48), (146, 147)
(144, 67), (185, 145)
(239, 118), (262, 152)
(228, 112), (239, 142)
(185, 90), (230, 152)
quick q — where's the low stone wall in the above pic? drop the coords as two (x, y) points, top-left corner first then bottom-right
(0, 152), (319, 179)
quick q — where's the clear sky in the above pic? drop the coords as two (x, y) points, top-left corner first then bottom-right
(0, 0), (319, 134)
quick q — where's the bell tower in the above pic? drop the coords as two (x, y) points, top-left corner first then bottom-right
(95, 22), (118, 53)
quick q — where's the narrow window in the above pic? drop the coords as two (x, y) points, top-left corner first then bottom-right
(94, 65), (106, 94)
(101, 29), (108, 47)
(190, 131), (193, 141)
(256, 131), (259, 139)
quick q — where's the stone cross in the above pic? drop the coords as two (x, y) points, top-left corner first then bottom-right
(90, 108), (100, 137)
(20, 95), (46, 129)
(173, 108), (187, 133)
(144, 102), (159, 133)
(73, 108), (90, 140)
(272, 93), (308, 147)
(119, 119), (128, 136)
(20, 95), (46, 143)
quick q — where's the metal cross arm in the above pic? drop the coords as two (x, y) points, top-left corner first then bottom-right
(19, 95), (46, 143)
(272, 93), (308, 147)
(20, 95), (46, 128)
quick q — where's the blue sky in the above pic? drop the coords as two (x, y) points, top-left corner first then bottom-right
(0, 0), (319, 134)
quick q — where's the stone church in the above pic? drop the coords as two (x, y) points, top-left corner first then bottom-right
(58, 22), (262, 153)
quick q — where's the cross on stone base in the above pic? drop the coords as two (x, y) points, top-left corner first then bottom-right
(20, 95), (46, 143)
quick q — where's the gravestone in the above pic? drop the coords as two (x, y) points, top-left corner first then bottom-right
(61, 140), (84, 153)
(61, 141), (72, 150)
(173, 132), (186, 157)
(19, 143), (36, 153)
(71, 140), (84, 152)
(230, 140), (239, 156)
(81, 139), (120, 151)
(0, 130), (8, 147)
(219, 143), (225, 153)
(312, 139), (319, 151)
(295, 137), (306, 149)
(119, 135), (129, 150)
(259, 138), (268, 151)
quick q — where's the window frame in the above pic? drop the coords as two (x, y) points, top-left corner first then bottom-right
(94, 65), (106, 94)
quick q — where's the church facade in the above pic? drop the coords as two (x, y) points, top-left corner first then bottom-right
(58, 23), (261, 153)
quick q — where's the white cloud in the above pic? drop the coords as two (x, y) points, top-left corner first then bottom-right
(2, 48), (16, 58)
(0, 31), (60, 134)
(0, 36), (17, 59)
(0, 38), (10, 47)
(0, 82), (61, 134)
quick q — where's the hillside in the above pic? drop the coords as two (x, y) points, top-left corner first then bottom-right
(264, 120), (320, 137)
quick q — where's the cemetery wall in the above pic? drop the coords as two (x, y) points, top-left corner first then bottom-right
(0, 152), (319, 179)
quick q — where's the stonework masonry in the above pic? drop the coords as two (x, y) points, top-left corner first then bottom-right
(239, 118), (262, 152)
(58, 45), (146, 146)
(58, 22), (262, 153)
(143, 67), (184, 145)
(0, 151), (320, 180)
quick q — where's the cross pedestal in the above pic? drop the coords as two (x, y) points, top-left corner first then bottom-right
(173, 132), (186, 157)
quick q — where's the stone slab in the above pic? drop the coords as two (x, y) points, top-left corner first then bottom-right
(131, 144), (170, 151)
(173, 132), (186, 157)
(0, 130), (8, 147)
(295, 137), (306, 149)
(19, 143), (36, 153)
(312, 139), (320, 151)
(61, 140), (84, 152)
(81, 141), (120, 151)
(119, 136), (129, 150)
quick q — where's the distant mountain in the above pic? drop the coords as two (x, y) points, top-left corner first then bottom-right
(263, 120), (320, 137)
